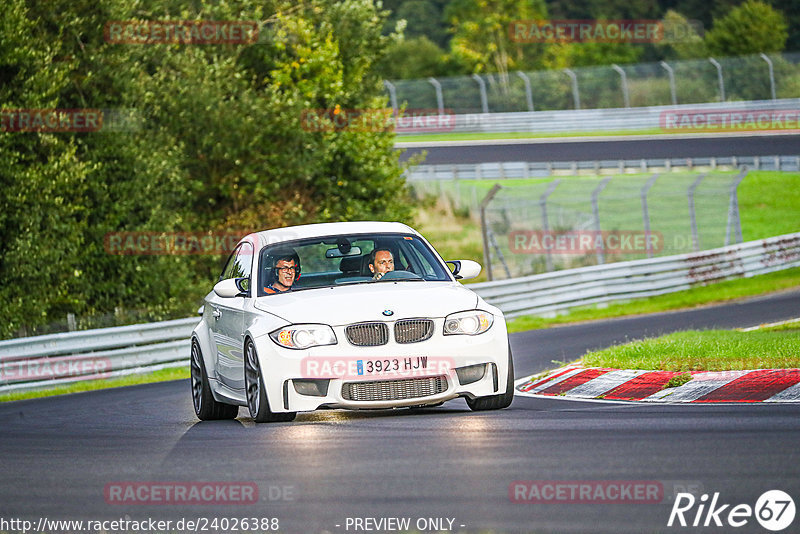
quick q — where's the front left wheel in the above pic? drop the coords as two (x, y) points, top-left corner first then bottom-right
(191, 339), (239, 420)
(244, 340), (296, 423)
(466, 347), (515, 411)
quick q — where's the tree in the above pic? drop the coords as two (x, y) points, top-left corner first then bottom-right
(374, 37), (462, 79)
(704, 0), (788, 56)
(0, 0), (91, 336)
(398, 0), (450, 47)
(445, 0), (549, 77)
(658, 9), (707, 59)
(0, 0), (414, 337)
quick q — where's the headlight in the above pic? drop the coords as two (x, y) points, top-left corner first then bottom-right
(443, 310), (493, 336)
(269, 324), (337, 349)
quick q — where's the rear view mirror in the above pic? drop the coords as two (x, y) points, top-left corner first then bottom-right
(325, 246), (362, 258)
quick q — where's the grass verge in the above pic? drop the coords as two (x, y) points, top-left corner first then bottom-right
(0, 366), (189, 403)
(506, 267), (800, 333)
(581, 325), (800, 372)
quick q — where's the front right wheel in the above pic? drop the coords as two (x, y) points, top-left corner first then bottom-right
(466, 347), (515, 411)
(244, 340), (296, 423)
(191, 339), (238, 420)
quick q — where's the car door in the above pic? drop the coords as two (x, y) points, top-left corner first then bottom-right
(210, 242), (253, 391)
(204, 248), (236, 383)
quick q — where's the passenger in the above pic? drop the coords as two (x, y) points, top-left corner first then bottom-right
(264, 251), (300, 294)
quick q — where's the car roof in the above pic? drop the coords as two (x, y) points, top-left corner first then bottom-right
(240, 221), (420, 249)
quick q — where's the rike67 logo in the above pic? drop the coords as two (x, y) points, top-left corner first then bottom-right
(668, 490), (795, 531)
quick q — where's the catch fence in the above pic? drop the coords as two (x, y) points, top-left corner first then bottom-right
(385, 52), (800, 116)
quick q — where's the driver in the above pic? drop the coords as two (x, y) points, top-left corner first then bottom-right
(264, 250), (300, 294)
(368, 248), (394, 281)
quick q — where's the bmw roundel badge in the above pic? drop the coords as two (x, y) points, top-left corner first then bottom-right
(382, 309), (394, 317)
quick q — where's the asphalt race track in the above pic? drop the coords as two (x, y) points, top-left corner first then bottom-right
(397, 133), (800, 164)
(2, 290), (799, 534)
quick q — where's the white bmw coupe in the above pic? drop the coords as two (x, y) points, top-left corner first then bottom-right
(191, 221), (513, 422)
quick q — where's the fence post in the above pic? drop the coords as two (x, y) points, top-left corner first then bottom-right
(563, 68), (580, 110)
(471, 74), (489, 114)
(480, 184), (503, 281)
(660, 61), (677, 106)
(640, 174), (660, 258)
(383, 80), (398, 116)
(708, 58), (726, 102)
(725, 169), (748, 245)
(612, 64), (630, 108)
(687, 173), (708, 252)
(487, 229), (512, 279)
(592, 177), (613, 264)
(540, 179), (561, 272)
(759, 53), (777, 101)
(427, 77), (444, 116)
(516, 71), (534, 111)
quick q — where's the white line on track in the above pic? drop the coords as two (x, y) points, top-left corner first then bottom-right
(739, 317), (800, 332)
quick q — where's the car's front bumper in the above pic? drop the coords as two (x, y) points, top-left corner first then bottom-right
(253, 316), (510, 412)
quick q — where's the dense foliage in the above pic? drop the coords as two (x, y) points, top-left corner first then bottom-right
(0, 0), (413, 337)
(375, 0), (797, 79)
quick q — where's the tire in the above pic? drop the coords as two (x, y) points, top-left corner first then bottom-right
(466, 347), (515, 411)
(191, 339), (239, 420)
(244, 340), (296, 423)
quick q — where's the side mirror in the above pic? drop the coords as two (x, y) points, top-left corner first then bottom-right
(214, 277), (249, 298)
(446, 260), (481, 280)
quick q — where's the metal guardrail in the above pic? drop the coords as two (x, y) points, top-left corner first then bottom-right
(406, 156), (800, 181)
(0, 317), (197, 394)
(471, 232), (800, 318)
(396, 98), (800, 134)
(2, 232), (798, 393)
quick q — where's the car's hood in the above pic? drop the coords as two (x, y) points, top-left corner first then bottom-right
(254, 282), (479, 325)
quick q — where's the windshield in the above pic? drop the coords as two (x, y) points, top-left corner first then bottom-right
(257, 233), (451, 296)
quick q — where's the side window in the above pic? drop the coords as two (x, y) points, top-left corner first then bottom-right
(219, 247), (239, 281)
(232, 243), (254, 293)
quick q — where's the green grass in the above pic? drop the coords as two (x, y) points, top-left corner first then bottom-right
(418, 170), (800, 246)
(663, 372), (693, 388)
(396, 128), (672, 143)
(0, 366), (189, 403)
(739, 171), (800, 242)
(506, 266), (800, 333)
(582, 328), (800, 372)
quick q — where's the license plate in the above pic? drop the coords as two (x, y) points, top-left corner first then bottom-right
(357, 356), (428, 376)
